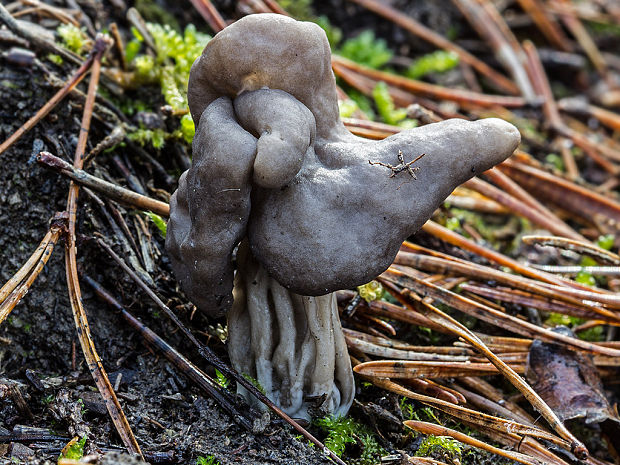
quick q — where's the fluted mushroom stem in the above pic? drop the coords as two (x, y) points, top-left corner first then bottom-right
(228, 242), (355, 420)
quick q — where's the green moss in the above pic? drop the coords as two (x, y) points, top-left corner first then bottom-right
(277, 0), (313, 19)
(47, 54), (63, 65)
(345, 88), (375, 119)
(575, 270), (596, 287)
(214, 369), (230, 389)
(338, 30), (393, 69)
(134, 0), (181, 32)
(196, 455), (220, 465)
(416, 434), (462, 460)
(314, 15), (342, 48)
(545, 153), (564, 171)
(180, 113), (196, 144)
(144, 211), (167, 238)
(372, 81), (417, 127)
(242, 373), (266, 395)
(407, 50), (459, 79)
(59, 437), (86, 462)
(314, 416), (385, 463)
(357, 281), (384, 302)
(56, 24), (88, 55)
(596, 234), (615, 251)
(127, 23), (210, 111)
(128, 128), (167, 149)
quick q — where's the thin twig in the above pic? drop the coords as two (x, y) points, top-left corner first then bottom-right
(332, 56), (531, 109)
(37, 151), (170, 217)
(188, 0), (227, 32)
(61, 35), (142, 458)
(522, 235), (620, 265)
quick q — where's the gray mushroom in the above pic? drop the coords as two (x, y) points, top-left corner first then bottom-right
(166, 13), (520, 419)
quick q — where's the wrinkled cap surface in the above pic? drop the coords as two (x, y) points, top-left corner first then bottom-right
(167, 14), (521, 316)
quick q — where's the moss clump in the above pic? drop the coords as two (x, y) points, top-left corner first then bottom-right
(407, 50), (459, 79)
(372, 81), (417, 128)
(416, 434), (462, 460)
(314, 416), (385, 464)
(338, 30), (393, 69)
(130, 23), (210, 111)
(56, 24), (89, 55)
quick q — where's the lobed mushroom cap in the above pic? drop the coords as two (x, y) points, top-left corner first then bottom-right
(168, 14), (520, 316)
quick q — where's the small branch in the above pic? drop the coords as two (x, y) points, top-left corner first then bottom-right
(521, 235), (620, 265)
(369, 151), (425, 179)
(0, 221), (63, 324)
(37, 151), (170, 217)
(464, 176), (586, 241)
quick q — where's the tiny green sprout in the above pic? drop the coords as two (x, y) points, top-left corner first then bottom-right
(47, 54), (63, 65)
(125, 39), (142, 64)
(399, 397), (416, 421)
(357, 280), (384, 303)
(407, 50), (459, 80)
(59, 436), (86, 462)
(545, 153), (564, 171)
(242, 373), (266, 395)
(445, 216), (460, 231)
(596, 234), (615, 251)
(196, 455), (220, 465)
(180, 113), (196, 144)
(575, 270), (596, 287)
(416, 434), (462, 460)
(372, 82), (417, 128)
(338, 99), (359, 119)
(77, 398), (87, 415)
(144, 211), (167, 238)
(56, 24), (88, 55)
(338, 30), (393, 69)
(214, 369), (230, 389)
